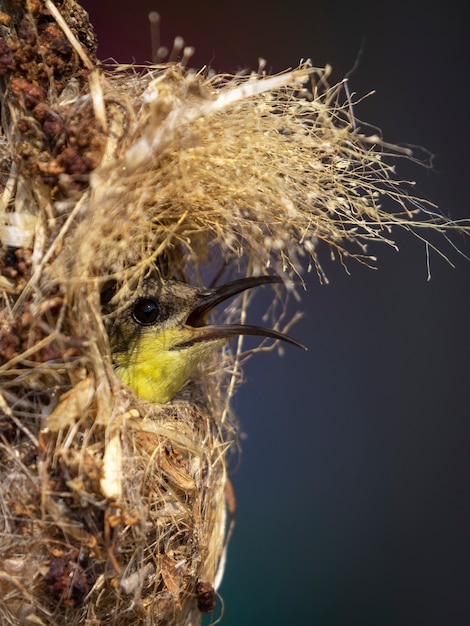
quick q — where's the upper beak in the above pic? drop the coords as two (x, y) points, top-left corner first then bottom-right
(183, 275), (307, 351)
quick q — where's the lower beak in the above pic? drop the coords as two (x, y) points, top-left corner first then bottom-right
(182, 275), (306, 351)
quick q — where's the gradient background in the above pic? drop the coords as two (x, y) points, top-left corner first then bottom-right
(80, 2), (469, 624)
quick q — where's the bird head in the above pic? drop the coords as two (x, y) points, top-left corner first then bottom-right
(106, 275), (305, 404)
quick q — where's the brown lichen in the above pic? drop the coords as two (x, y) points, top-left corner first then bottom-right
(0, 0), (102, 193)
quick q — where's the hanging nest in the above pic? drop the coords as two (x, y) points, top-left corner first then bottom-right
(0, 1), (468, 625)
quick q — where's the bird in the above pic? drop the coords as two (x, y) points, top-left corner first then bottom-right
(105, 274), (305, 404)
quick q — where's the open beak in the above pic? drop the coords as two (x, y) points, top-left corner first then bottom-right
(183, 275), (307, 350)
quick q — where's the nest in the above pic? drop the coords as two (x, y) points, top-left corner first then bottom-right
(0, 1), (468, 624)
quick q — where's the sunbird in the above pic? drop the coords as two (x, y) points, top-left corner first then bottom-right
(107, 275), (305, 404)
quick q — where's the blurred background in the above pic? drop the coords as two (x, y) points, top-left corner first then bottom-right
(80, 1), (469, 624)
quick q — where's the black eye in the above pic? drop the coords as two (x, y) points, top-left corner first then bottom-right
(132, 298), (161, 326)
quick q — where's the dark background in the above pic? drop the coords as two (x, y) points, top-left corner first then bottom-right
(80, 2), (469, 624)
